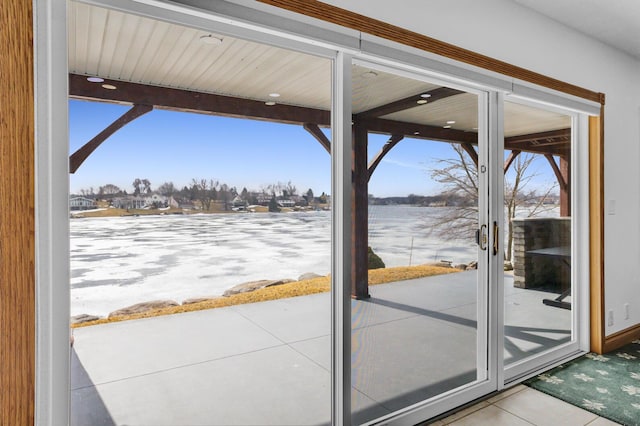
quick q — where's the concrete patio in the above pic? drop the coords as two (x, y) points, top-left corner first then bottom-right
(71, 271), (571, 425)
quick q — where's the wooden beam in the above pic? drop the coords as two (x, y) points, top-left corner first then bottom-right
(71, 74), (478, 145)
(69, 104), (153, 173)
(503, 150), (521, 173)
(69, 73), (331, 126)
(505, 128), (570, 145)
(1, 0), (35, 423)
(71, 74), (573, 162)
(367, 134), (404, 181)
(364, 118), (478, 144)
(544, 154), (568, 190)
(505, 129), (570, 156)
(358, 87), (463, 119)
(460, 143), (479, 167)
(302, 123), (331, 154)
(504, 145), (566, 157)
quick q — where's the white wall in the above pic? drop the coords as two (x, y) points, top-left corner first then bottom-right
(325, 0), (640, 336)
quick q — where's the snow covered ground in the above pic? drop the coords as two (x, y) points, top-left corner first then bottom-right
(70, 206), (476, 316)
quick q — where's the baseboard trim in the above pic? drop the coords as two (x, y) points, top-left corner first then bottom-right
(602, 324), (640, 353)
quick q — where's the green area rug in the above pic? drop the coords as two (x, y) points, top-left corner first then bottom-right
(526, 340), (640, 425)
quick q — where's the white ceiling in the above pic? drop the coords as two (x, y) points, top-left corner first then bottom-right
(513, 0), (640, 60)
(68, 1), (571, 141)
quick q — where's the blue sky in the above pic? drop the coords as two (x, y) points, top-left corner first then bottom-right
(69, 99), (556, 197)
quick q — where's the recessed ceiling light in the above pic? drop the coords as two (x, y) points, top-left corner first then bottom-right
(416, 99), (428, 105)
(200, 34), (223, 45)
(102, 84), (117, 90)
(443, 125), (452, 129)
(446, 120), (456, 124)
(413, 131), (420, 135)
(269, 93), (280, 98)
(362, 71), (378, 79)
(87, 76), (104, 83)
(265, 101), (276, 106)
(420, 93), (432, 98)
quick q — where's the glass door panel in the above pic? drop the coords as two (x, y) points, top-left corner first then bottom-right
(68, 4), (333, 424)
(503, 99), (574, 372)
(349, 63), (487, 424)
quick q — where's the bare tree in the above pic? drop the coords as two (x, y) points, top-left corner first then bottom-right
(191, 178), (218, 211)
(142, 179), (152, 195)
(157, 181), (176, 197)
(132, 178), (142, 196)
(426, 144), (479, 240)
(283, 181), (297, 197)
(79, 187), (95, 197)
(98, 184), (121, 198)
(262, 181), (298, 198)
(427, 144), (557, 261)
(503, 154), (557, 262)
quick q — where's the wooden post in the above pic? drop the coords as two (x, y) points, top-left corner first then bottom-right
(559, 155), (571, 217)
(352, 121), (370, 299)
(544, 153), (571, 217)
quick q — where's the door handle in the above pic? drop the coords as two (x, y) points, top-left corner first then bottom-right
(492, 221), (499, 256)
(477, 225), (487, 251)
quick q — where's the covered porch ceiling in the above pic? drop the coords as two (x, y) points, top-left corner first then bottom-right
(68, 1), (571, 173)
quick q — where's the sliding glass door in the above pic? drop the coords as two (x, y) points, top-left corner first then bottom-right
(61, 2), (591, 424)
(68, 3), (334, 425)
(347, 61), (496, 424)
(502, 96), (582, 382)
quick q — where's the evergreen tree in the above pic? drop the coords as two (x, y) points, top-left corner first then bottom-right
(268, 195), (281, 212)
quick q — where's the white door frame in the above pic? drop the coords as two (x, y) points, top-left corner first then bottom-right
(34, 1), (592, 424)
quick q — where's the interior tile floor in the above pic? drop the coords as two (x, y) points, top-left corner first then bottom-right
(430, 385), (620, 425)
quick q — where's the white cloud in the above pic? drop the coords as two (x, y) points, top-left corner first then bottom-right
(380, 158), (425, 170)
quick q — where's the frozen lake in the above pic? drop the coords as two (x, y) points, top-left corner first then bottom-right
(70, 205), (477, 316)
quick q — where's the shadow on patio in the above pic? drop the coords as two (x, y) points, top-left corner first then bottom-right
(71, 271), (571, 425)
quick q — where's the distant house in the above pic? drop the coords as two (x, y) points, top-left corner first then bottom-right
(170, 197), (195, 210)
(69, 196), (96, 211)
(167, 196), (180, 209)
(112, 196), (146, 210)
(145, 194), (167, 207)
(232, 196), (247, 208)
(277, 199), (295, 208)
(256, 195), (272, 206)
